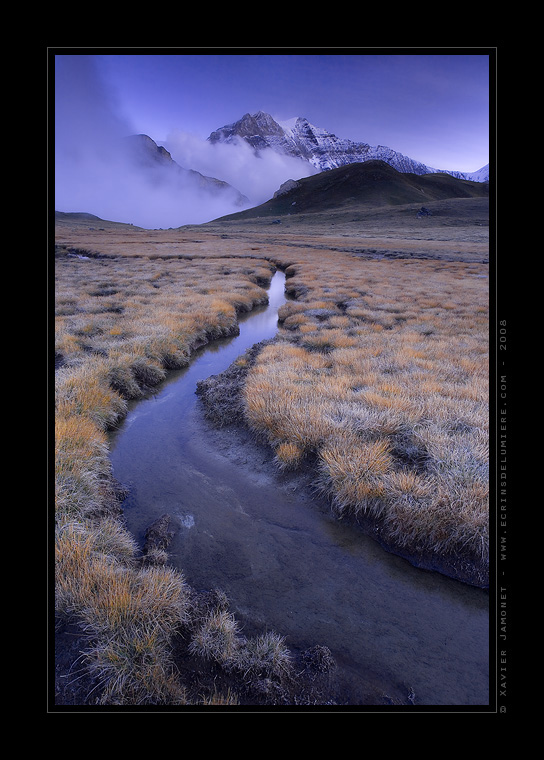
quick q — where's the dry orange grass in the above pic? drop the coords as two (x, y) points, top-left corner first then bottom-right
(53, 226), (489, 702)
(55, 254), (273, 377)
(243, 251), (489, 566)
(54, 248), (277, 704)
(54, 253), (276, 519)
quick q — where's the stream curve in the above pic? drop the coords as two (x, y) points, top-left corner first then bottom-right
(108, 270), (489, 706)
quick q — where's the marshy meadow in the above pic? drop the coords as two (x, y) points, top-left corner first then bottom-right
(53, 211), (489, 707)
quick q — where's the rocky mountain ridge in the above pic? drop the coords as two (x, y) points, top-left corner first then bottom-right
(125, 134), (249, 206)
(208, 111), (489, 183)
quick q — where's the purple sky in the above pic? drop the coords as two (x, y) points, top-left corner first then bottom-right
(90, 50), (491, 172)
(53, 49), (492, 227)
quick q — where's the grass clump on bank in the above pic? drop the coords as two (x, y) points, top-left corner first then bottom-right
(242, 251), (489, 582)
(55, 517), (191, 704)
(190, 607), (291, 681)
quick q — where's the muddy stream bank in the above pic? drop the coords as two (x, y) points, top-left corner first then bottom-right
(108, 271), (489, 707)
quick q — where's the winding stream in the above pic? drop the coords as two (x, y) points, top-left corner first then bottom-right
(108, 270), (489, 707)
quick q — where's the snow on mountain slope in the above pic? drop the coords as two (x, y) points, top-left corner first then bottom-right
(208, 111), (488, 182)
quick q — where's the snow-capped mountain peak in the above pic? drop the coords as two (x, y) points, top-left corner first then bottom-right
(208, 111), (488, 182)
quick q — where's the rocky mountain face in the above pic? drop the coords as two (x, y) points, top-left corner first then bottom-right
(124, 134), (249, 206)
(208, 111), (489, 183)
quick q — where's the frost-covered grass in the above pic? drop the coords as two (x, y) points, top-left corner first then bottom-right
(243, 252), (489, 566)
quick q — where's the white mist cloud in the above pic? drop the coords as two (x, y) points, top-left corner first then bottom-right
(54, 55), (316, 229)
(55, 152), (248, 229)
(164, 130), (316, 208)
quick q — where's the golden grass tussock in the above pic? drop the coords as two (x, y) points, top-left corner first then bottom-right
(84, 625), (189, 706)
(55, 515), (192, 705)
(201, 688), (240, 706)
(55, 517), (190, 628)
(56, 361), (128, 430)
(189, 603), (292, 682)
(274, 441), (306, 470)
(236, 631), (292, 681)
(189, 608), (242, 665)
(318, 438), (393, 518)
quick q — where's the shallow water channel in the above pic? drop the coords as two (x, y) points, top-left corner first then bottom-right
(109, 270), (489, 707)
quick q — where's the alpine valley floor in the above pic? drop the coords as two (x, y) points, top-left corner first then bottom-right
(53, 196), (491, 709)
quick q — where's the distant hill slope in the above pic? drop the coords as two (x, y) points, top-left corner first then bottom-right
(54, 211), (144, 231)
(215, 160), (489, 222)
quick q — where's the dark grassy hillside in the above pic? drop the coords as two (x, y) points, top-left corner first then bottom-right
(214, 160), (489, 221)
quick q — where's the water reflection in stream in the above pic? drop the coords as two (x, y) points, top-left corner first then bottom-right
(109, 271), (489, 707)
